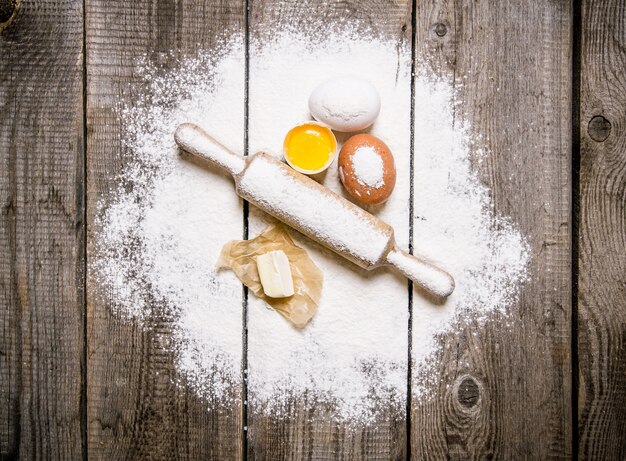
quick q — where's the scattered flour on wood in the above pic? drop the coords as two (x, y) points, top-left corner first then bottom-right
(410, 71), (530, 397)
(246, 30), (412, 423)
(92, 29), (530, 424)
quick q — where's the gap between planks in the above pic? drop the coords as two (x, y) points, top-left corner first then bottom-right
(242, 0), (251, 459)
(571, 0), (583, 458)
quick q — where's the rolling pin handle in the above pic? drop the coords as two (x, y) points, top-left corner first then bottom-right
(175, 123), (246, 176)
(386, 248), (455, 298)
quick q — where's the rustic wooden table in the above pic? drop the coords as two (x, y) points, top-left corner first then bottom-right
(1, 0), (625, 459)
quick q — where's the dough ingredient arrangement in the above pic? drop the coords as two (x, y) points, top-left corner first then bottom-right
(92, 28), (530, 424)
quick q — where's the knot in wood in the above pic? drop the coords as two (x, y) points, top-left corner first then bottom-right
(0, 0), (20, 31)
(457, 377), (480, 408)
(434, 23), (448, 37)
(588, 115), (611, 142)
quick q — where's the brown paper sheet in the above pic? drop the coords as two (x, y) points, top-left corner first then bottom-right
(216, 224), (323, 328)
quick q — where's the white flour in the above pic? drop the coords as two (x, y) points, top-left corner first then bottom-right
(92, 29), (529, 424)
(410, 72), (530, 396)
(352, 146), (385, 188)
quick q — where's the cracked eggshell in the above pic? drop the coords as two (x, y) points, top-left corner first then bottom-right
(308, 77), (381, 132)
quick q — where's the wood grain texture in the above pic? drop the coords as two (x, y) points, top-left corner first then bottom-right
(0, 0), (85, 459)
(1, 0), (622, 458)
(578, 0), (626, 458)
(246, 1), (412, 460)
(85, 1), (245, 459)
(412, 1), (572, 459)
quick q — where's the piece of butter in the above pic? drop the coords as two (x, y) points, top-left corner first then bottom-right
(256, 250), (295, 298)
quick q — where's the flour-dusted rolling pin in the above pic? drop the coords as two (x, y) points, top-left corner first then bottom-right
(175, 123), (455, 298)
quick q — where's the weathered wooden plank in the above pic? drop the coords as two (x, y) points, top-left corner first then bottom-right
(85, 1), (245, 459)
(578, 0), (626, 458)
(246, 1), (412, 460)
(0, 0), (86, 459)
(412, 1), (572, 458)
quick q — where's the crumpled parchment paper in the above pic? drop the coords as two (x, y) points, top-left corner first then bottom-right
(217, 224), (323, 328)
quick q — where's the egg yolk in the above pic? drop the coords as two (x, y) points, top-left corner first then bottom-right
(283, 123), (337, 172)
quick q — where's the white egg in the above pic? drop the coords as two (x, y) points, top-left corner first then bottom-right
(308, 77), (381, 132)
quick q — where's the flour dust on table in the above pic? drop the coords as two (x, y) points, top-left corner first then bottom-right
(92, 28), (529, 425)
(410, 70), (531, 397)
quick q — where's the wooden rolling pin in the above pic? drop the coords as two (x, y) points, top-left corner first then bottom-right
(175, 123), (455, 298)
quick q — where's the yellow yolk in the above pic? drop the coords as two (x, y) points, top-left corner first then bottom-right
(283, 123), (337, 172)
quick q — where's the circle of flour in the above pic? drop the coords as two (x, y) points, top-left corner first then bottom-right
(92, 29), (530, 425)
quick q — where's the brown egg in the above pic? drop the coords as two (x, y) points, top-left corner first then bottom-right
(338, 134), (396, 205)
